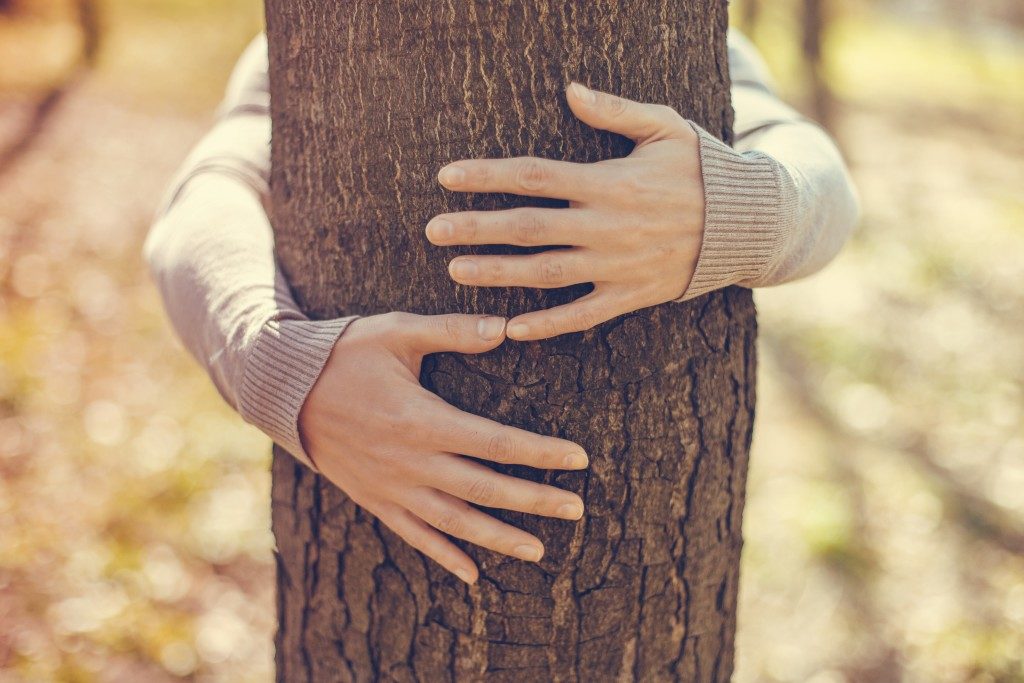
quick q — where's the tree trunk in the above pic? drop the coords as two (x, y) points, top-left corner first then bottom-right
(264, 2), (755, 680)
(801, 0), (833, 128)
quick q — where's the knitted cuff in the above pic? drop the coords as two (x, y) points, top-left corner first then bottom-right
(238, 315), (360, 472)
(672, 121), (794, 302)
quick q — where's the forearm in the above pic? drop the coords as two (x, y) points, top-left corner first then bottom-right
(145, 33), (366, 469)
(145, 74), (362, 472)
(145, 165), (280, 411)
(146, 107), (279, 409)
(146, 169), (357, 468)
(735, 118), (858, 286)
(145, 173), (270, 405)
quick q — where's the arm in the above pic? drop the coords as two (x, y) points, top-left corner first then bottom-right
(679, 29), (861, 299)
(144, 35), (589, 584)
(144, 34), (355, 471)
(426, 27), (861, 338)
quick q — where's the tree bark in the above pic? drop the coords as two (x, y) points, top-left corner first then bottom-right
(264, 2), (755, 680)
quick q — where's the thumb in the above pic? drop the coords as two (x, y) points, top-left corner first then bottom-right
(397, 312), (507, 356)
(566, 81), (684, 144)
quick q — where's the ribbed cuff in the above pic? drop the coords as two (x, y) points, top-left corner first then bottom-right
(673, 121), (795, 302)
(238, 315), (360, 472)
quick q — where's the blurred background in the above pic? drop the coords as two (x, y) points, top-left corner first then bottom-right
(0, 0), (1021, 680)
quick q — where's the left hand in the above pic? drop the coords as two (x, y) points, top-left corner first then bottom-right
(427, 82), (705, 341)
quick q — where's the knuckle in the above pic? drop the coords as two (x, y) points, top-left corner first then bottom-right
(379, 310), (410, 330)
(465, 477), (499, 506)
(377, 452), (410, 481)
(526, 494), (547, 517)
(435, 510), (464, 537)
(593, 167), (625, 203)
(470, 163), (491, 185)
(536, 254), (566, 285)
(617, 225), (643, 247)
(570, 306), (598, 332)
(515, 158), (548, 193)
(619, 174), (645, 197)
(388, 399), (425, 434)
(602, 93), (628, 117)
(654, 103), (680, 122)
(441, 315), (463, 342)
(460, 214), (478, 241)
(615, 175), (655, 206)
(655, 242), (678, 260)
(486, 431), (516, 464)
(418, 417), (451, 451)
(514, 211), (545, 246)
(490, 258), (507, 280)
(426, 315), (462, 345)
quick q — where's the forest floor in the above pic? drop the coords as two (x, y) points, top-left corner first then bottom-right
(1, 4), (1022, 681)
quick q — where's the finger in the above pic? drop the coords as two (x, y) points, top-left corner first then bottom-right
(505, 290), (623, 341)
(383, 311), (508, 356)
(374, 502), (479, 584)
(448, 249), (601, 289)
(412, 487), (547, 563)
(423, 454), (585, 520)
(422, 397), (589, 470)
(566, 82), (686, 144)
(438, 156), (604, 202)
(426, 207), (596, 248)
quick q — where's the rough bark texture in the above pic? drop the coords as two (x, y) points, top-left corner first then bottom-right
(264, 2), (755, 680)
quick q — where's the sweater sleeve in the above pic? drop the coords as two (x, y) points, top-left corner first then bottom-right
(672, 29), (860, 301)
(144, 34), (358, 472)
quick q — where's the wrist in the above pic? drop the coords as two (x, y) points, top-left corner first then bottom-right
(672, 121), (797, 302)
(238, 314), (360, 471)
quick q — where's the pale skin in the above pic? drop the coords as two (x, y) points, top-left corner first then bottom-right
(298, 82), (706, 585)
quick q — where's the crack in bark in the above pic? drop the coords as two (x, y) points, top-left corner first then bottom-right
(299, 479), (323, 681)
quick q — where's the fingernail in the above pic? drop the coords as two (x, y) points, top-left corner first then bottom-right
(450, 259), (478, 280)
(562, 451), (589, 469)
(514, 544), (544, 562)
(570, 82), (596, 104)
(438, 165), (465, 186)
(557, 502), (585, 520)
(427, 218), (454, 242)
(506, 322), (529, 339)
(477, 316), (506, 341)
(454, 566), (476, 584)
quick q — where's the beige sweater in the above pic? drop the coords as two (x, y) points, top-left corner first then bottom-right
(144, 30), (859, 472)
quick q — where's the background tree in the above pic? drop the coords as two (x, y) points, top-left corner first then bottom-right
(0, 0), (99, 175)
(739, 0), (761, 35)
(801, 0), (833, 128)
(264, 1), (755, 680)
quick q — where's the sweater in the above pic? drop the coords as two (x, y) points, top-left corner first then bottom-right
(143, 29), (860, 472)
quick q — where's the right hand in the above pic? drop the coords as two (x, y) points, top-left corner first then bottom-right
(297, 311), (589, 585)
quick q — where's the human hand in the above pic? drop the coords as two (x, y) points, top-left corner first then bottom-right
(427, 82), (705, 341)
(297, 312), (589, 585)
